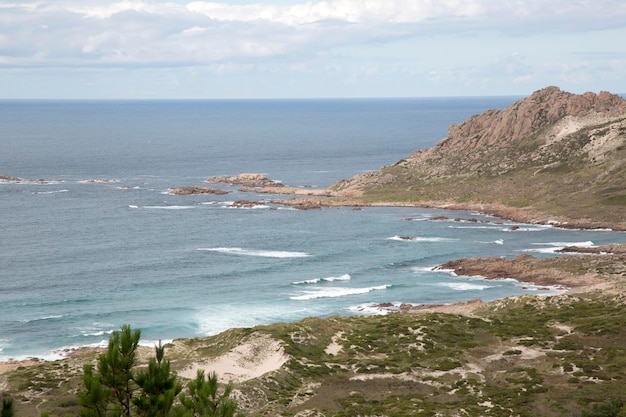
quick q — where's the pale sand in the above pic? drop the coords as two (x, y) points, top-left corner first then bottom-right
(324, 332), (344, 356)
(178, 332), (288, 383)
(0, 359), (42, 375)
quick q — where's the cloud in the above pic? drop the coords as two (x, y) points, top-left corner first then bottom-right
(185, 0), (485, 25)
(2, 0), (625, 71)
(1, 0), (626, 100)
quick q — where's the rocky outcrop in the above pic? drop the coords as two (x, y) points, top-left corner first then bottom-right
(169, 186), (229, 195)
(336, 87), (626, 190)
(272, 198), (323, 210)
(436, 253), (603, 289)
(228, 200), (266, 208)
(331, 87), (626, 228)
(0, 174), (21, 182)
(0, 174), (58, 184)
(434, 86), (625, 154)
(207, 173), (284, 188)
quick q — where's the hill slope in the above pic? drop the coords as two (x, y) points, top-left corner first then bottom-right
(332, 87), (626, 229)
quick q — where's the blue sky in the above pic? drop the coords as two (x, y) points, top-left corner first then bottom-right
(1, 0), (625, 99)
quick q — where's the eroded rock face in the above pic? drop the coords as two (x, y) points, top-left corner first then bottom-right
(206, 173), (284, 188)
(435, 87), (626, 153)
(333, 86), (626, 193)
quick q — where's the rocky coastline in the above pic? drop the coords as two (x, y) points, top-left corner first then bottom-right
(3, 88), (626, 417)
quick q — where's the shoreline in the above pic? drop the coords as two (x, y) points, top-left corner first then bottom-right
(2, 244), (623, 373)
(3, 174), (624, 374)
(272, 194), (626, 232)
(203, 173), (625, 231)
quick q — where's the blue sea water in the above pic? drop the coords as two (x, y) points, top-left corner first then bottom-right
(1, 98), (624, 361)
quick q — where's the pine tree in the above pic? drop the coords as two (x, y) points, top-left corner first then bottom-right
(78, 325), (246, 417)
(79, 364), (110, 417)
(1, 396), (14, 417)
(79, 325), (141, 417)
(133, 341), (182, 417)
(177, 370), (244, 417)
(98, 325), (141, 417)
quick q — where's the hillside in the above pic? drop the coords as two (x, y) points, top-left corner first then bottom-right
(332, 87), (626, 229)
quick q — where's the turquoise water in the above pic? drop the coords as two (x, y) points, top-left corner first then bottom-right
(1, 98), (624, 360)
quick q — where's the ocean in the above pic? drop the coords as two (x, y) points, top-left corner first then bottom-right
(1, 98), (624, 361)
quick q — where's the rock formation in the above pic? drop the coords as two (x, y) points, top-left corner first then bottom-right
(331, 87), (626, 228)
(206, 173), (284, 188)
(169, 186), (229, 195)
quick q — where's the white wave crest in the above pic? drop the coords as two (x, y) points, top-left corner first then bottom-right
(292, 274), (351, 285)
(411, 266), (437, 273)
(540, 241), (595, 247)
(35, 189), (69, 195)
(477, 239), (504, 245)
(20, 314), (64, 323)
(79, 329), (115, 337)
(438, 282), (495, 291)
(523, 241), (595, 253)
(347, 303), (392, 315)
(290, 284), (391, 300)
(198, 247), (310, 258)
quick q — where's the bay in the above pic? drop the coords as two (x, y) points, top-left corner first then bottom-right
(1, 98), (624, 360)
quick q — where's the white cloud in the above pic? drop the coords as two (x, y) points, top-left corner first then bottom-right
(2, 0), (624, 70)
(185, 0), (486, 25)
(1, 0), (626, 97)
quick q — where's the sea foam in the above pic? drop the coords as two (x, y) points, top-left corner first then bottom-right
(523, 240), (595, 253)
(437, 282), (496, 291)
(290, 284), (391, 301)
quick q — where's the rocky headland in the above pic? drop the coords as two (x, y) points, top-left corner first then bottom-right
(198, 88), (625, 230)
(329, 86), (626, 230)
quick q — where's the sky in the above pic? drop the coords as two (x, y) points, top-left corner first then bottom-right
(1, 0), (626, 99)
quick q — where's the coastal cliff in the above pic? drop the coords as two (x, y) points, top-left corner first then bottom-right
(332, 87), (626, 229)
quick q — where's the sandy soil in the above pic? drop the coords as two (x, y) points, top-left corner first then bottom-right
(177, 332), (288, 383)
(0, 359), (43, 376)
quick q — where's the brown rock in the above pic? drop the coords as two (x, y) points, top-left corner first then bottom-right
(169, 186), (229, 195)
(430, 215), (449, 221)
(229, 200), (265, 208)
(0, 174), (21, 182)
(207, 173), (284, 188)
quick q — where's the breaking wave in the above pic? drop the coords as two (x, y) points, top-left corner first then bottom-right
(290, 285), (391, 300)
(523, 241), (595, 253)
(437, 282), (496, 291)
